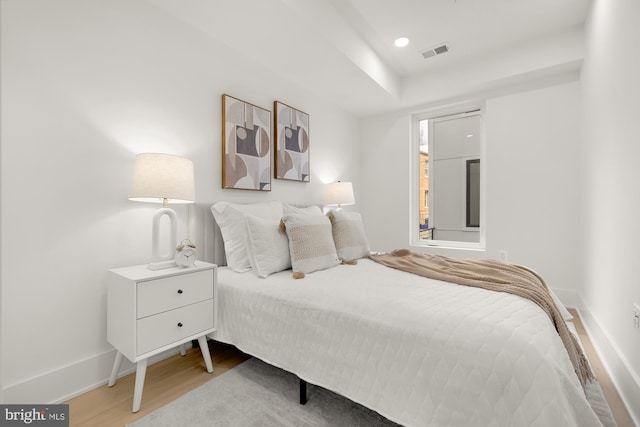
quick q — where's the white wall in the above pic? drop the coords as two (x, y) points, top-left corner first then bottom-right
(580, 0), (640, 422)
(361, 80), (584, 299)
(0, 0), (359, 402)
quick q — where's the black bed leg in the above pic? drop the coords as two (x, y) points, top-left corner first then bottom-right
(299, 379), (308, 405)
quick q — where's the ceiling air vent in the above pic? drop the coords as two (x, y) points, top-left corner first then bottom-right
(420, 43), (449, 59)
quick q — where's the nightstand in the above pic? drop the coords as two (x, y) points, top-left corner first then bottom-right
(106, 261), (217, 412)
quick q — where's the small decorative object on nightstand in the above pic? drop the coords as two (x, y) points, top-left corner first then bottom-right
(175, 239), (197, 268)
(106, 261), (217, 412)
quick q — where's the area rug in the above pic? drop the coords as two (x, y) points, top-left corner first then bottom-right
(128, 356), (616, 427)
(127, 357), (399, 427)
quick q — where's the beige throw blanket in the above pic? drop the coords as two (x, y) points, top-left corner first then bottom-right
(369, 249), (594, 387)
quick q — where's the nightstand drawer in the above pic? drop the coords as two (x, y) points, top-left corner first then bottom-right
(137, 299), (214, 355)
(137, 270), (213, 318)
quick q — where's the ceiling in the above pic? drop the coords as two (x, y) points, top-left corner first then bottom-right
(149, 0), (592, 116)
(335, 0), (589, 78)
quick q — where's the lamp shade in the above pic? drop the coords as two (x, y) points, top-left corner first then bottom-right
(325, 181), (355, 206)
(129, 153), (195, 204)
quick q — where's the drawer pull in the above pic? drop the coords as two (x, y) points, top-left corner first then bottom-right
(177, 322), (183, 327)
(177, 289), (184, 294)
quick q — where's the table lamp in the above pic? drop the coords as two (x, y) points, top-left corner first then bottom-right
(129, 153), (195, 270)
(325, 181), (355, 210)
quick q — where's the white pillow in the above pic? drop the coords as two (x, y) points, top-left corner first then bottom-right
(328, 210), (371, 261)
(244, 213), (291, 278)
(282, 213), (339, 274)
(211, 201), (283, 272)
(283, 204), (322, 216)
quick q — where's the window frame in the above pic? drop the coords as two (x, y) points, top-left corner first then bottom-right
(409, 102), (486, 251)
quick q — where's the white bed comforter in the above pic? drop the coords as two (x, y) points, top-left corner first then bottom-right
(212, 259), (601, 427)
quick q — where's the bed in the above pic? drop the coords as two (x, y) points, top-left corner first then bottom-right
(194, 201), (602, 427)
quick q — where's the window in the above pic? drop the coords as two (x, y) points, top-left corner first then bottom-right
(411, 107), (484, 249)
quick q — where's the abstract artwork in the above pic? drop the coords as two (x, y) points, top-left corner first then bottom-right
(222, 94), (271, 191)
(274, 101), (310, 182)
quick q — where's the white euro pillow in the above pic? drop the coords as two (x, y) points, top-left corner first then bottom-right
(211, 201), (283, 272)
(283, 204), (323, 216)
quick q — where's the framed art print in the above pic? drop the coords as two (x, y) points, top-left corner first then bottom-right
(274, 101), (310, 182)
(222, 94), (271, 191)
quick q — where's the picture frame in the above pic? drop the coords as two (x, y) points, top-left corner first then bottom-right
(274, 101), (310, 182)
(221, 94), (272, 191)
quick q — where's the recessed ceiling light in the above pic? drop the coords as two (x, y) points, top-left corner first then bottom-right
(394, 37), (409, 48)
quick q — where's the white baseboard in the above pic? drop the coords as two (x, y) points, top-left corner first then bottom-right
(577, 302), (640, 426)
(2, 346), (187, 404)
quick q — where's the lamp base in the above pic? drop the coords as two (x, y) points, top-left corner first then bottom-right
(147, 206), (178, 271)
(147, 260), (177, 271)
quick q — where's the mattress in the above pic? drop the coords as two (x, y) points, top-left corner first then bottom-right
(211, 259), (602, 427)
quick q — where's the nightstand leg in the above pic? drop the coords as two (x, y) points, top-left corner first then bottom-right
(132, 359), (148, 413)
(108, 351), (124, 387)
(197, 336), (214, 373)
(179, 344), (187, 356)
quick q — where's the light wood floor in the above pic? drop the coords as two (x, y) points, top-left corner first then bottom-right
(65, 342), (250, 427)
(66, 312), (635, 427)
(568, 309), (635, 427)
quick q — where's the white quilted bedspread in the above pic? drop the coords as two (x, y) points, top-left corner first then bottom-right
(212, 260), (602, 427)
